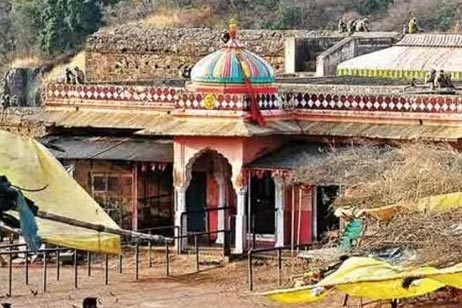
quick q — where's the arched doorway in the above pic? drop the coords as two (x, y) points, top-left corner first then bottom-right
(185, 149), (235, 241)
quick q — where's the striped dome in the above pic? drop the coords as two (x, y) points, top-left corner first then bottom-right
(191, 40), (275, 85)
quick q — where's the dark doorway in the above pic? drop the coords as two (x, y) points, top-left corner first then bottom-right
(250, 174), (276, 235)
(186, 171), (207, 233)
(315, 186), (340, 240)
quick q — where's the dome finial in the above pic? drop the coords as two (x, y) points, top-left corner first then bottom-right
(229, 18), (238, 39)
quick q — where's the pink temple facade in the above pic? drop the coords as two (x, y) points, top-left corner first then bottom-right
(42, 25), (462, 254)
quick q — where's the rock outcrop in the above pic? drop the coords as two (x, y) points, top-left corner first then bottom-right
(1, 67), (45, 107)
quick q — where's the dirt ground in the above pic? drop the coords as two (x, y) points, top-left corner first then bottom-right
(0, 250), (460, 308)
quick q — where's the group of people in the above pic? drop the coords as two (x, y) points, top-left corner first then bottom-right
(338, 18), (370, 33)
(425, 69), (455, 89)
(65, 66), (85, 84)
(338, 15), (421, 35)
(0, 93), (18, 107)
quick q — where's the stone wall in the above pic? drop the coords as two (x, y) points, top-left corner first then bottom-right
(0, 107), (44, 137)
(1, 68), (44, 107)
(85, 24), (338, 83)
(316, 35), (399, 77)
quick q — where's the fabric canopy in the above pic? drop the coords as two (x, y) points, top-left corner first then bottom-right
(264, 257), (462, 304)
(0, 130), (121, 254)
(337, 34), (462, 80)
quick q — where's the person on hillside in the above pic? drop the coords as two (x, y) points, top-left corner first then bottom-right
(347, 19), (357, 33)
(355, 18), (370, 32)
(435, 70), (454, 89)
(74, 66), (85, 84)
(65, 68), (76, 84)
(178, 64), (191, 79)
(220, 29), (230, 44)
(338, 19), (348, 33)
(425, 69), (436, 89)
(408, 17), (420, 34)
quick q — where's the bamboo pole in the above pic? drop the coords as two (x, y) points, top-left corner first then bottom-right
(36, 210), (173, 243)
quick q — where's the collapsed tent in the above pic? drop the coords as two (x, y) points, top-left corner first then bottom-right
(264, 257), (462, 305)
(0, 130), (121, 254)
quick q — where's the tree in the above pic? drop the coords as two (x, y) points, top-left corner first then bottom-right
(265, 5), (303, 30)
(66, 0), (102, 44)
(39, 0), (102, 55)
(10, 0), (45, 56)
(0, 0), (13, 77)
(355, 0), (394, 15)
(40, 0), (67, 54)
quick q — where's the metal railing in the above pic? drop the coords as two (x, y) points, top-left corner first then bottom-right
(0, 228), (234, 298)
(247, 243), (322, 291)
(137, 225), (181, 255)
(179, 206), (234, 250)
(174, 229), (231, 273)
(0, 241), (173, 297)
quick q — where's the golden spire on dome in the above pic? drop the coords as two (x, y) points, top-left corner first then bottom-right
(229, 18), (239, 40)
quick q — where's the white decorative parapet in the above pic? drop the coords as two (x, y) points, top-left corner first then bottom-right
(45, 83), (181, 107)
(45, 83), (462, 116)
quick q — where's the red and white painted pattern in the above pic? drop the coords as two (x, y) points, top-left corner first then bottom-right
(290, 93), (462, 113)
(46, 84), (180, 103)
(175, 93), (280, 110)
(176, 93), (247, 110)
(46, 83), (462, 115)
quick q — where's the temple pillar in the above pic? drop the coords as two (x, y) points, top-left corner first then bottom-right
(234, 187), (247, 254)
(215, 175), (226, 244)
(274, 176), (285, 247)
(174, 187), (187, 250)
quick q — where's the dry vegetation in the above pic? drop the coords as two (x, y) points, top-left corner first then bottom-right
(295, 142), (462, 267)
(143, 5), (215, 28)
(103, 0), (462, 32)
(358, 209), (462, 267)
(295, 143), (462, 209)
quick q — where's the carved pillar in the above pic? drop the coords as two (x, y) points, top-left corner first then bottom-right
(234, 187), (247, 254)
(274, 176), (285, 247)
(174, 187), (187, 250)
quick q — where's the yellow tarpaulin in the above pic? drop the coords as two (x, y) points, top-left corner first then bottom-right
(264, 257), (462, 304)
(0, 130), (121, 254)
(265, 286), (329, 304)
(337, 192), (462, 223)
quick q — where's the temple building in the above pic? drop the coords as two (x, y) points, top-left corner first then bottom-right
(41, 21), (462, 254)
